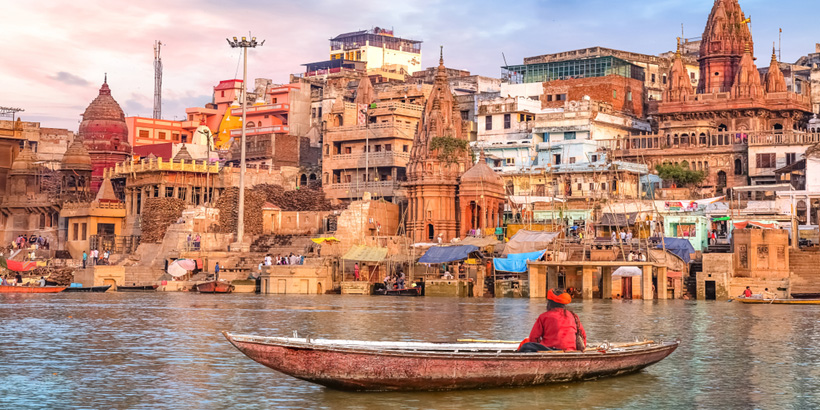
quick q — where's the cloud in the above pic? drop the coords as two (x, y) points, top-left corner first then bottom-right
(51, 71), (90, 86)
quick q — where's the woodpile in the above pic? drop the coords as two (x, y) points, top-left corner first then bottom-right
(29, 266), (75, 286)
(254, 184), (341, 212)
(215, 187), (266, 235)
(141, 197), (187, 243)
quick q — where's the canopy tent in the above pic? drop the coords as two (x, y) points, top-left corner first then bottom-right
(493, 249), (546, 273)
(342, 245), (388, 262)
(733, 221), (776, 230)
(418, 245), (478, 264)
(656, 237), (695, 264)
(712, 216), (732, 221)
(311, 237), (339, 244)
(458, 236), (500, 248)
(612, 266), (643, 277)
(502, 230), (560, 256)
(597, 212), (639, 226)
(0, 257), (36, 272)
(167, 258), (198, 278)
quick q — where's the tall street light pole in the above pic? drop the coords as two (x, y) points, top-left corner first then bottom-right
(227, 35), (263, 248)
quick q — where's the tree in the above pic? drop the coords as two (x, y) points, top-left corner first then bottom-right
(655, 162), (705, 188)
(429, 136), (473, 164)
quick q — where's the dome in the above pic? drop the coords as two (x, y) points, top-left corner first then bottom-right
(78, 76), (130, 153)
(10, 143), (39, 175)
(61, 140), (93, 171)
(461, 151), (503, 185)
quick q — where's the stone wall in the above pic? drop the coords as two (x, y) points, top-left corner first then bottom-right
(788, 249), (820, 294)
(732, 228), (789, 279)
(699, 253), (732, 300)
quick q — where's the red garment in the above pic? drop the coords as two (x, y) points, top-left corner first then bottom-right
(743, 289), (752, 297)
(528, 308), (586, 351)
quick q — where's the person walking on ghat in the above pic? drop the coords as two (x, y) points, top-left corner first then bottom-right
(82, 250), (88, 269)
(518, 289), (586, 352)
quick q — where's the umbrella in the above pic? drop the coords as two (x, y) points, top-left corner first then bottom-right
(167, 259), (196, 277)
(612, 266), (643, 277)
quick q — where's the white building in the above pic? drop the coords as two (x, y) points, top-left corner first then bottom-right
(329, 28), (422, 75)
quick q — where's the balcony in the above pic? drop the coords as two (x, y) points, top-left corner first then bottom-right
(325, 181), (404, 200)
(326, 122), (417, 142)
(325, 151), (411, 169)
(230, 103), (289, 117)
(230, 125), (289, 137)
(748, 132), (820, 146)
(105, 158), (219, 178)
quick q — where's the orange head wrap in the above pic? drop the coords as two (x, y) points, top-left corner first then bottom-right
(548, 288), (571, 305)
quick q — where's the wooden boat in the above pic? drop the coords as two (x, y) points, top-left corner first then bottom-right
(374, 287), (422, 296)
(116, 284), (159, 292)
(196, 280), (234, 293)
(790, 293), (820, 299)
(0, 285), (67, 293)
(223, 332), (679, 391)
(62, 285), (112, 293)
(734, 297), (820, 305)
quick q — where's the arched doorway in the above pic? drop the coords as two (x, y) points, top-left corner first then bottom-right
(427, 224), (435, 241)
(300, 174), (307, 186)
(717, 171), (727, 191)
(797, 200), (807, 224)
(734, 159), (743, 175)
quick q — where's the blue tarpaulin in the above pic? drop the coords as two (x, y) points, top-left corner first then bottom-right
(418, 245), (479, 264)
(493, 249), (546, 273)
(657, 237), (695, 264)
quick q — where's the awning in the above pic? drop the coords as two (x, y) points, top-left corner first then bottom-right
(0, 257), (37, 272)
(712, 216), (732, 221)
(418, 245), (478, 264)
(733, 221), (776, 230)
(312, 237), (339, 244)
(342, 245), (388, 262)
(167, 259), (197, 277)
(493, 249), (546, 273)
(502, 230), (560, 256)
(597, 213), (638, 226)
(612, 266), (642, 277)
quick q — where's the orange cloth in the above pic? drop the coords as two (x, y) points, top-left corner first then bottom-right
(548, 289), (571, 305)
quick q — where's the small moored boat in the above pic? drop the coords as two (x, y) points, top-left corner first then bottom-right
(790, 293), (820, 299)
(734, 297), (820, 305)
(62, 285), (112, 293)
(116, 284), (159, 292)
(196, 280), (234, 293)
(374, 287), (422, 296)
(0, 285), (67, 294)
(223, 332), (679, 391)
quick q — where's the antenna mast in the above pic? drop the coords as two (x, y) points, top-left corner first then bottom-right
(153, 40), (163, 119)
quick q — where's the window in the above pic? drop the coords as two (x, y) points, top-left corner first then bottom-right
(577, 183), (582, 191)
(138, 130), (150, 139)
(504, 114), (511, 129)
(374, 145), (382, 152)
(461, 111), (469, 121)
(505, 158), (515, 166)
(627, 91), (632, 101)
(564, 132), (576, 140)
(172, 133), (180, 142)
(158, 131), (167, 140)
(786, 153), (797, 166)
(651, 73), (656, 83)
(675, 223), (697, 238)
(403, 145), (409, 152)
(221, 91), (225, 97)
(344, 174), (352, 183)
(662, 74), (667, 85)
(591, 154), (599, 162)
(485, 116), (492, 130)
(690, 72), (695, 80)
(72, 223), (79, 241)
(589, 183), (594, 190)
(557, 94), (566, 101)
(81, 223), (87, 241)
(756, 153), (776, 169)
(547, 95), (553, 102)
(385, 144), (392, 151)
(553, 154), (561, 165)
(569, 157), (576, 164)
(612, 90), (617, 99)
(345, 147), (351, 154)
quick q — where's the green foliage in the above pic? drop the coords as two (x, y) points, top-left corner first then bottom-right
(429, 136), (470, 164)
(655, 162), (706, 187)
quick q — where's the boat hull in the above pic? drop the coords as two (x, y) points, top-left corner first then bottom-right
(223, 333), (679, 391)
(0, 285), (67, 293)
(374, 288), (422, 296)
(735, 297), (820, 304)
(116, 285), (159, 292)
(196, 281), (234, 293)
(62, 285), (112, 293)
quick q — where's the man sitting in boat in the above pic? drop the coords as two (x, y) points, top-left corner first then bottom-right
(518, 289), (586, 352)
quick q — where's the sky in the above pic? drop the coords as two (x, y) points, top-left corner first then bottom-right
(1, 0), (816, 131)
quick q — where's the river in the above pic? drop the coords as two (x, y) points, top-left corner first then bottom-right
(2, 293), (819, 409)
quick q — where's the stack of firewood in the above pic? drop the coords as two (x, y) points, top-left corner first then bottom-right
(215, 187), (266, 235)
(141, 197), (187, 243)
(28, 266), (75, 285)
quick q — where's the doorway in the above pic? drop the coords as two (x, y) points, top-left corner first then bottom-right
(621, 277), (633, 299)
(705, 281), (716, 300)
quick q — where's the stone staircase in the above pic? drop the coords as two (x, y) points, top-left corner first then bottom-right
(250, 235), (315, 256)
(704, 243), (732, 253)
(789, 250), (820, 294)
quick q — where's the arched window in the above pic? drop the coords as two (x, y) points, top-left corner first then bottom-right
(718, 124), (728, 132)
(773, 123), (784, 133)
(734, 158), (743, 175)
(300, 174), (307, 186)
(699, 133), (707, 145)
(246, 121), (255, 128)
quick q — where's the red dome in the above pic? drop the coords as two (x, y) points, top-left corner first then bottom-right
(78, 77), (131, 154)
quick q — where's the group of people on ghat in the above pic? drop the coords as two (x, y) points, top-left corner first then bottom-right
(1, 273), (49, 287)
(12, 234), (49, 250)
(518, 288), (587, 352)
(261, 253), (304, 267)
(610, 229), (633, 244)
(627, 250), (647, 262)
(185, 234), (201, 251)
(80, 248), (111, 268)
(383, 266), (414, 290)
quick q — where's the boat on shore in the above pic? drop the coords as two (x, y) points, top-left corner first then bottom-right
(223, 332), (679, 391)
(196, 280), (234, 293)
(116, 284), (159, 292)
(734, 297), (820, 305)
(790, 293), (820, 299)
(62, 285), (112, 293)
(0, 285), (67, 293)
(374, 287), (422, 296)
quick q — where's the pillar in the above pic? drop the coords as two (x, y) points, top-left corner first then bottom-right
(582, 265), (595, 300)
(602, 266), (612, 299)
(642, 265), (653, 300)
(547, 266), (559, 290)
(657, 266), (668, 300)
(529, 264), (547, 298)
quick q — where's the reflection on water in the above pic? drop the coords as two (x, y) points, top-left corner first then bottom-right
(2, 293), (820, 409)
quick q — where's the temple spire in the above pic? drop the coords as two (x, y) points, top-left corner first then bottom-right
(664, 37), (694, 102)
(764, 42), (787, 93)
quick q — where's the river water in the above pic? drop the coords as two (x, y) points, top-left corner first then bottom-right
(2, 293), (819, 409)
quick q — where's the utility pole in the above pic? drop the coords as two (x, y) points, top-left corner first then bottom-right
(153, 41), (163, 119)
(227, 35), (264, 248)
